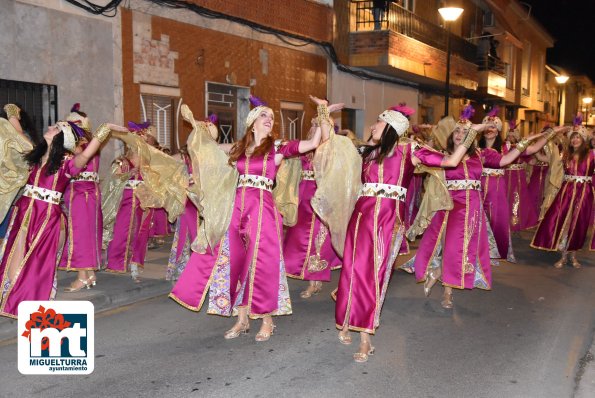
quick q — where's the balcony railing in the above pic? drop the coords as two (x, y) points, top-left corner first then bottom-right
(352, 0), (477, 64)
(476, 55), (506, 75)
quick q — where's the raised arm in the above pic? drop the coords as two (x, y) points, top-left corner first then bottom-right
(3, 104), (30, 143)
(499, 126), (567, 167)
(73, 123), (120, 168)
(302, 96), (344, 153)
(439, 124), (486, 167)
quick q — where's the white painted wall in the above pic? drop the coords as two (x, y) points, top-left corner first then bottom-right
(328, 64), (419, 140)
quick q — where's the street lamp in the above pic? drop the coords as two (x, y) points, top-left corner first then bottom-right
(555, 74), (569, 125)
(583, 97), (593, 126)
(439, 7), (464, 117)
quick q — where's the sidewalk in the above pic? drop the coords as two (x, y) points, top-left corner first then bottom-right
(0, 238), (175, 343)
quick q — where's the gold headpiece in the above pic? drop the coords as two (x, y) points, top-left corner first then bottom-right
(246, 105), (274, 128)
(378, 110), (409, 136)
(431, 116), (456, 150)
(56, 121), (77, 151)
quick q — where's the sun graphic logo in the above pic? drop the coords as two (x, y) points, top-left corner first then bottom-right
(18, 301), (94, 375)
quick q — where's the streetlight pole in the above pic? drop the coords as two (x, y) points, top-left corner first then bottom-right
(445, 23), (452, 117)
(438, 7), (464, 118)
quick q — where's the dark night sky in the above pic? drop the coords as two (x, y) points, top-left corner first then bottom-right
(522, 0), (595, 81)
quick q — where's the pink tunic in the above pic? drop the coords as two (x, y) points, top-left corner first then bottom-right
(0, 158), (84, 318)
(335, 141), (422, 334)
(505, 146), (537, 231)
(167, 154), (199, 281)
(480, 148), (514, 261)
(527, 160), (549, 218)
(149, 208), (169, 237)
(410, 150), (496, 291)
(171, 141), (300, 318)
(532, 150), (594, 252)
(105, 160), (146, 273)
(284, 153), (341, 282)
(59, 149), (102, 271)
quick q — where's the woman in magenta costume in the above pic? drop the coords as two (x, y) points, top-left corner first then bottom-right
(527, 148), (550, 217)
(104, 121), (155, 282)
(0, 108), (115, 318)
(403, 106), (542, 312)
(334, 105), (485, 363)
(170, 96), (333, 341)
(478, 112), (555, 262)
(284, 118), (341, 298)
(531, 116), (594, 268)
(504, 122), (538, 231)
(59, 104), (103, 291)
(166, 115), (219, 281)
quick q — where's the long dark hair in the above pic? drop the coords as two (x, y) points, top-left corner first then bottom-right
(228, 122), (274, 165)
(24, 132), (69, 175)
(564, 132), (589, 164)
(361, 123), (400, 164)
(446, 129), (476, 156)
(478, 133), (503, 152)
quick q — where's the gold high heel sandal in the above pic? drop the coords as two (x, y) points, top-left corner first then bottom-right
(338, 330), (352, 345)
(554, 255), (567, 269)
(300, 281), (322, 299)
(64, 278), (90, 293)
(424, 267), (441, 297)
(223, 321), (250, 339)
(353, 341), (375, 363)
(255, 320), (276, 342)
(570, 254), (582, 269)
(441, 289), (453, 309)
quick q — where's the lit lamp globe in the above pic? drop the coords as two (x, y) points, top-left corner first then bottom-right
(582, 97), (593, 105)
(438, 7), (464, 22)
(555, 75), (569, 84)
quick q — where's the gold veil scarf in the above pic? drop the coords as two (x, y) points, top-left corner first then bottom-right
(539, 140), (564, 220)
(0, 118), (33, 221)
(311, 129), (362, 256)
(101, 160), (131, 248)
(110, 131), (189, 223)
(181, 104), (238, 253)
(406, 162), (453, 241)
(273, 155), (301, 227)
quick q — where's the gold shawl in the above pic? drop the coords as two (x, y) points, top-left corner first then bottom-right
(100, 161), (130, 248)
(311, 131), (362, 256)
(110, 131), (189, 223)
(539, 140), (564, 220)
(273, 156), (301, 226)
(406, 164), (453, 241)
(182, 104), (238, 253)
(431, 116), (456, 151)
(0, 118), (33, 221)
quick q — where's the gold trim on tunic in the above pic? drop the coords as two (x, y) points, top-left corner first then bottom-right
(359, 183), (407, 202)
(22, 184), (62, 205)
(446, 179), (481, 191)
(237, 174), (274, 192)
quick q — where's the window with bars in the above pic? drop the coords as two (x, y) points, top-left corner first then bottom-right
(279, 101), (304, 140)
(207, 82), (239, 144)
(0, 79), (58, 143)
(140, 94), (176, 149)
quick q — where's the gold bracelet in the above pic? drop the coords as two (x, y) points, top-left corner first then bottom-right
(462, 128), (478, 149)
(93, 123), (111, 143)
(317, 103), (331, 126)
(3, 104), (21, 120)
(543, 127), (555, 141)
(515, 139), (530, 153)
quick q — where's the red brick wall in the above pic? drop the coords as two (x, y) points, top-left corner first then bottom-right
(122, 9), (328, 144)
(187, 0), (333, 42)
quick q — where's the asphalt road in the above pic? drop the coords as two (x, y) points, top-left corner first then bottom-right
(0, 231), (593, 398)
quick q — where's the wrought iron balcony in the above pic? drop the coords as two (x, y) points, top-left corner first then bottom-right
(352, 1), (477, 64)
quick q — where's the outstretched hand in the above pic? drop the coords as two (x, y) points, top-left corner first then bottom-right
(107, 123), (129, 133)
(309, 95), (328, 106)
(471, 123), (488, 133)
(328, 103), (345, 113)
